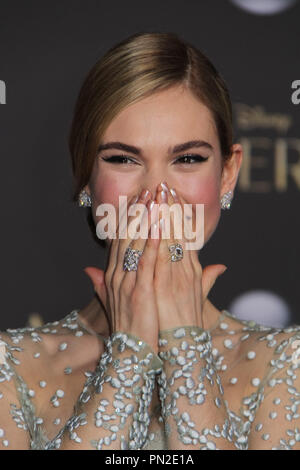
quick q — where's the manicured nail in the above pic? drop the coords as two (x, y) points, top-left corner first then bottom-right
(160, 181), (168, 191)
(170, 188), (178, 200)
(161, 190), (167, 202)
(149, 200), (155, 211)
(131, 194), (139, 204)
(141, 189), (151, 201)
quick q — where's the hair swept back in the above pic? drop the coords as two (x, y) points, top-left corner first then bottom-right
(69, 31), (233, 203)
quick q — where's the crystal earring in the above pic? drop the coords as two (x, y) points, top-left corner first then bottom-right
(78, 189), (92, 207)
(220, 190), (233, 210)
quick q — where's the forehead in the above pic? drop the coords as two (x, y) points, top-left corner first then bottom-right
(102, 85), (219, 152)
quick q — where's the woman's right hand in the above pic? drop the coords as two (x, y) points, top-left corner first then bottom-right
(84, 189), (161, 354)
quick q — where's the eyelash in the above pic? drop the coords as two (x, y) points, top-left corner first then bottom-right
(101, 154), (209, 165)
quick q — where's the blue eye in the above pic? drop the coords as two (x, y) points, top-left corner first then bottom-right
(175, 154), (209, 164)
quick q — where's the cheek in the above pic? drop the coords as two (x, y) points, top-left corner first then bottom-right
(91, 173), (131, 207)
(184, 174), (220, 213)
(180, 173), (221, 244)
(90, 172), (135, 232)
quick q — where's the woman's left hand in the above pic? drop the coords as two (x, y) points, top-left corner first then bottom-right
(153, 182), (227, 331)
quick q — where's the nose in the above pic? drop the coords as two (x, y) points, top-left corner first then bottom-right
(139, 174), (169, 200)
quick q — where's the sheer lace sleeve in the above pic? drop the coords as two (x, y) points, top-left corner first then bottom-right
(47, 331), (163, 450)
(248, 330), (300, 449)
(157, 326), (245, 450)
(0, 337), (31, 449)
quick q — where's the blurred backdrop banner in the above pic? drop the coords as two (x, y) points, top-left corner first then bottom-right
(0, 0), (299, 330)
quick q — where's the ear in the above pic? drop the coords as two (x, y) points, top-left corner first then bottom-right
(220, 143), (243, 196)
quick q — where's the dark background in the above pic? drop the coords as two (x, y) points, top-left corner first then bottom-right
(0, 0), (299, 330)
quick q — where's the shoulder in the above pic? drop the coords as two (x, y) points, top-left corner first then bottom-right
(236, 319), (300, 392)
(244, 325), (300, 450)
(0, 309), (104, 448)
(0, 309), (105, 389)
(242, 322), (300, 375)
(217, 312), (300, 403)
(220, 311), (300, 370)
(217, 314), (300, 449)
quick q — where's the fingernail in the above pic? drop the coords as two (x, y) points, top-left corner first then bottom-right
(141, 189), (151, 201)
(170, 188), (178, 200)
(149, 200), (155, 211)
(160, 181), (168, 191)
(131, 194), (139, 204)
(161, 190), (167, 202)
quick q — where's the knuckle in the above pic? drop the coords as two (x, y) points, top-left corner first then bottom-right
(137, 255), (146, 270)
(122, 274), (135, 295)
(104, 271), (111, 287)
(111, 271), (121, 288)
(193, 261), (202, 277)
(130, 287), (142, 308)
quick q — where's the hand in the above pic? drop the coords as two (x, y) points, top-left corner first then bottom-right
(153, 182), (227, 331)
(84, 189), (161, 354)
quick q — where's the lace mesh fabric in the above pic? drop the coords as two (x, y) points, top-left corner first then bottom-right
(1, 308), (300, 450)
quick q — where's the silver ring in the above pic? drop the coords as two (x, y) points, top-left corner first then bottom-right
(123, 246), (144, 271)
(168, 243), (184, 262)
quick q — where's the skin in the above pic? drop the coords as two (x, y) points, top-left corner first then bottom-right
(79, 83), (243, 340)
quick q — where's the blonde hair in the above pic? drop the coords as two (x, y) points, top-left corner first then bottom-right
(69, 31), (233, 203)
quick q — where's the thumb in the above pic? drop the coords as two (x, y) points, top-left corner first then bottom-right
(83, 266), (107, 307)
(202, 264), (227, 301)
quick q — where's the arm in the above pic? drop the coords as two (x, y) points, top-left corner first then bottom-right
(157, 326), (244, 450)
(47, 331), (162, 450)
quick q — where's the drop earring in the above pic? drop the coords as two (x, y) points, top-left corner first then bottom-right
(78, 189), (92, 207)
(220, 190), (233, 210)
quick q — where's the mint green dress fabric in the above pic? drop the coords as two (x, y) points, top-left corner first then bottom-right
(1, 308), (300, 450)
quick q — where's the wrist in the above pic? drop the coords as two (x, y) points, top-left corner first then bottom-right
(159, 325), (210, 342)
(158, 326), (212, 365)
(108, 331), (163, 373)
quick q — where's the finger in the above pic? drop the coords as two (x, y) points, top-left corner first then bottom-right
(153, 187), (173, 295)
(121, 196), (157, 292)
(107, 192), (140, 272)
(84, 266), (108, 307)
(158, 184), (204, 326)
(115, 188), (152, 276)
(134, 201), (161, 290)
(160, 181), (184, 247)
(156, 185), (173, 265)
(157, 184), (194, 279)
(168, 187), (202, 274)
(202, 264), (227, 301)
(104, 192), (141, 331)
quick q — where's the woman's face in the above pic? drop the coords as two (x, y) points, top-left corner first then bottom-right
(86, 84), (242, 247)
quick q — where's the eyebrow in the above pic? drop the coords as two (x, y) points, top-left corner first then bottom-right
(97, 139), (214, 156)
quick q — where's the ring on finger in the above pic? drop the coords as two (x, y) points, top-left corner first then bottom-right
(168, 242), (184, 262)
(123, 244), (144, 271)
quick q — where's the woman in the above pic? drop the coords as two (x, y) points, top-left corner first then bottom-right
(1, 31), (300, 451)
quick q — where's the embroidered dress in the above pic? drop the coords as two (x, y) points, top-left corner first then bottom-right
(1, 308), (300, 450)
